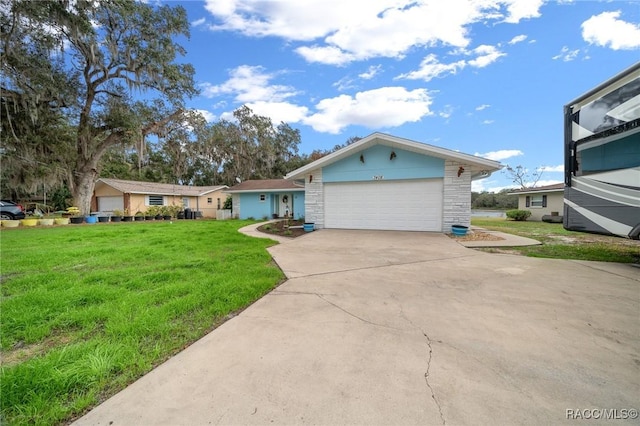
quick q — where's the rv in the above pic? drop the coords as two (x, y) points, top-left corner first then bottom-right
(563, 62), (640, 239)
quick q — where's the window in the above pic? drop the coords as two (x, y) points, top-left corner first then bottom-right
(259, 194), (266, 202)
(526, 195), (547, 208)
(148, 195), (164, 206)
(217, 198), (221, 209)
(207, 197), (212, 204)
(182, 197), (189, 208)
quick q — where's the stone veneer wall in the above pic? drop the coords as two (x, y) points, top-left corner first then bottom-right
(304, 169), (324, 228)
(442, 161), (472, 232)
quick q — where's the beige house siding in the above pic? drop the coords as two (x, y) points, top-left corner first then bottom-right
(517, 192), (564, 221)
(93, 180), (227, 218)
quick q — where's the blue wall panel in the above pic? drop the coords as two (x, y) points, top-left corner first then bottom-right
(238, 191), (306, 220)
(323, 145), (445, 182)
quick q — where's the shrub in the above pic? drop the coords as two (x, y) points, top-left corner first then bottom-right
(506, 209), (532, 221)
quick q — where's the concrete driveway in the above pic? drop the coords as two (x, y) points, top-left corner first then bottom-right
(75, 230), (639, 425)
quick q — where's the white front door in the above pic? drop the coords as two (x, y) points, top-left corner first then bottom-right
(279, 193), (291, 217)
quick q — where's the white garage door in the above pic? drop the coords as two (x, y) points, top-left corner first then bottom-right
(324, 179), (443, 231)
(97, 196), (123, 213)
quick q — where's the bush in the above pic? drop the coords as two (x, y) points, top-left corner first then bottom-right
(506, 209), (531, 221)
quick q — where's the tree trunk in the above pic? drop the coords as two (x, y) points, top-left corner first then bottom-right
(73, 163), (98, 216)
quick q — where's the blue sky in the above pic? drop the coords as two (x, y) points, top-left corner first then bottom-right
(172, 0), (639, 192)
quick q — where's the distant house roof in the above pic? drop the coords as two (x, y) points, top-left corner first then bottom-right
(96, 178), (228, 196)
(225, 179), (305, 193)
(285, 132), (503, 181)
(508, 183), (565, 195)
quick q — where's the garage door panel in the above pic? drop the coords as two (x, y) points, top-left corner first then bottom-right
(324, 180), (442, 231)
(98, 196), (123, 213)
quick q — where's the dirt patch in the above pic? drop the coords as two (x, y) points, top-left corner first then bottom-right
(257, 219), (307, 238)
(448, 230), (505, 242)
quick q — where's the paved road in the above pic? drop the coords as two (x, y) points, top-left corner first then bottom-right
(74, 230), (639, 425)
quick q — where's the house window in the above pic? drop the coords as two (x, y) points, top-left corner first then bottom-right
(217, 198), (221, 209)
(182, 197), (189, 208)
(148, 195), (164, 206)
(526, 195), (547, 208)
(259, 194), (266, 202)
(207, 197), (212, 204)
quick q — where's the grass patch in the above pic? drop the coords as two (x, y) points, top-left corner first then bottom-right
(471, 217), (640, 263)
(0, 220), (283, 425)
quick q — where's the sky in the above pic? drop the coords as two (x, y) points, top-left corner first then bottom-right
(170, 0), (640, 192)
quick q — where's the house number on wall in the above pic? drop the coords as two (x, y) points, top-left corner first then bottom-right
(373, 175), (384, 180)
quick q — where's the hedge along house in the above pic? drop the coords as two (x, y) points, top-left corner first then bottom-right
(509, 183), (565, 221)
(93, 178), (228, 218)
(224, 179), (305, 220)
(285, 133), (502, 232)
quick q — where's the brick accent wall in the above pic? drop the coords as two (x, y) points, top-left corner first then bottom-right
(304, 169), (324, 228)
(442, 161), (471, 232)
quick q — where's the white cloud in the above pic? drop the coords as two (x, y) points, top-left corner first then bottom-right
(195, 109), (216, 122)
(475, 149), (524, 161)
(552, 46), (580, 61)
(244, 101), (310, 125)
(397, 54), (466, 81)
(204, 0), (545, 65)
(191, 17), (206, 27)
(466, 44), (506, 68)
(200, 65), (298, 103)
(304, 87), (433, 134)
(582, 11), (640, 50)
(295, 45), (355, 66)
(482, 119), (495, 125)
(476, 104), (490, 111)
(501, 0), (544, 24)
(438, 105), (455, 119)
(359, 65), (382, 80)
(397, 44), (505, 82)
(540, 165), (564, 172)
(508, 34), (527, 45)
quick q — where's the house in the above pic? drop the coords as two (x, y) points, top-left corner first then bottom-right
(284, 132), (502, 232)
(93, 178), (228, 218)
(224, 179), (305, 220)
(509, 183), (565, 222)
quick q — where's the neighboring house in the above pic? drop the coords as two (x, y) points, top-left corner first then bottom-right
(224, 179), (305, 220)
(93, 178), (228, 218)
(509, 183), (565, 221)
(285, 132), (502, 232)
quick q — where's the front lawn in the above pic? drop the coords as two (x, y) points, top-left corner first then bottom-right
(471, 217), (640, 263)
(0, 220), (283, 426)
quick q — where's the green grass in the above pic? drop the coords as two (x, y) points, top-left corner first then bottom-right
(471, 217), (640, 263)
(0, 220), (283, 426)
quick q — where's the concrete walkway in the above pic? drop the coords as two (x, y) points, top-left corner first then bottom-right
(73, 228), (639, 426)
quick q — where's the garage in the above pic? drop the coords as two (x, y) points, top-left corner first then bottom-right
(97, 196), (123, 213)
(324, 179), (443, 231)
(285, 133), (502, 232)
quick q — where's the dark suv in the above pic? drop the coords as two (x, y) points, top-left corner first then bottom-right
(0, 200), (26, 220)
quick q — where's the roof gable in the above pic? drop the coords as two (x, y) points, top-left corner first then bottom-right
(285, 132), (502, 181)
(96, 178), (227, 197)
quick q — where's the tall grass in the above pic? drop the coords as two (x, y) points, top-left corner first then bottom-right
(0, 220), (283, 425)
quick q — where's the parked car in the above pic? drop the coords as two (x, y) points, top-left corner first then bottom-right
(0, 200), (26, 220)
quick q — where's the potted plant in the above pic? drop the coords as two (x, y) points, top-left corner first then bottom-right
(111, 209), (123, 222)
(134, 211), (145, 221)
(67, 207), (84, 224)
(161, 206), (172, 220)
(144, 209), (155, 221)
(122, 208), (133, 222)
